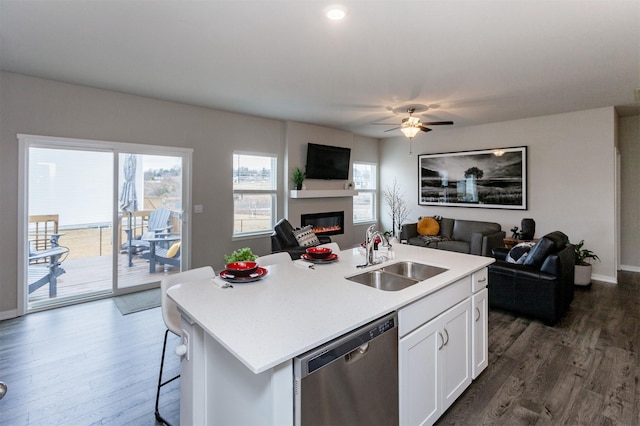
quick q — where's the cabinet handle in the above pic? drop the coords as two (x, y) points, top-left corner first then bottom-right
(437, 331), (444, 350)
(443, 328), (450, 346)
(478, 277), (486, 283)
(475, 307), (481, 322)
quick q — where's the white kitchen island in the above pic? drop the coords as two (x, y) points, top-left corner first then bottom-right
(167, 244), (493, 425)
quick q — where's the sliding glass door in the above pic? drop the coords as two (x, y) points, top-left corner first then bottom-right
(20, 135), (191, 312)
(116, 153), (184, 290)
(27, 147), (114, 307)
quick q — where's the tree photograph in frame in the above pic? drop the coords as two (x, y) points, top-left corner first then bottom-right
(418, 146), (527, 209)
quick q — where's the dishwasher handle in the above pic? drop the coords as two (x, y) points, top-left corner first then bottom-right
(344, 342), (370, 364)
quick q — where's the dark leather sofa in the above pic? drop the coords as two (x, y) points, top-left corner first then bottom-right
(488, 231), (575, 325)
(271, 218), (331, 260)
(400, 217), (505, 257)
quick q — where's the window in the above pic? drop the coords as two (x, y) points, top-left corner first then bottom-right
(233, 153), (277, 236)
(353, 162), (376, 223)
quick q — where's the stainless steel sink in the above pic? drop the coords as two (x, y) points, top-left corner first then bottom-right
(346, 261), (448, 291)
(346, 270), (419, 291)
(380, 261), (448, 281)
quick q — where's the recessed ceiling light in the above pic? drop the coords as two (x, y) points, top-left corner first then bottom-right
(325, 4), (348, 20)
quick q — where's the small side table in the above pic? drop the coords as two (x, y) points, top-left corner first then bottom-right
(503, 238), (538, 249)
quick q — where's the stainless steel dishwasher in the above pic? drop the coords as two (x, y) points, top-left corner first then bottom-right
(294, 312), (398, 426)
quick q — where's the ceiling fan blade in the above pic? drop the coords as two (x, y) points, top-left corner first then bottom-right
(372, 123), (400, 125)
(422, 121), (454, 125)
(419, 126), (433, 133)
(384, 127), (401, 132)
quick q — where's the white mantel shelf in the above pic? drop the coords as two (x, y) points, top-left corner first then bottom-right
(289, 189), (358, 198)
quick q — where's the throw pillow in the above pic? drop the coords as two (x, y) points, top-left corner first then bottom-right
(417, 217), (440, 236)
(506, 242), (535, 264)
(292, 225), (320, 247)
(166, 241), (181, 258)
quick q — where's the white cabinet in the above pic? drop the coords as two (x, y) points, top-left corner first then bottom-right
(471, 267), (488, 293)
(471, 268), (488, 379)
(471, 288), (488, 379)
(399, 299), (471, 426)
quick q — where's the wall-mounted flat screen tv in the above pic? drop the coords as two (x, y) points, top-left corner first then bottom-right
(305, 143), (351, 180)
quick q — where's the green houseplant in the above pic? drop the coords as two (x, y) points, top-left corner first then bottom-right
(224, 247), (258, 264)
(573, 240), (600, 286)
(291, 167), (305, 190)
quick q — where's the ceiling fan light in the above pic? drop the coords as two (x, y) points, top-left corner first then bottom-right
(400, 126), (420, 138)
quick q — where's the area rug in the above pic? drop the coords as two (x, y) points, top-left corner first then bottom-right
(113, 288), (161, 315)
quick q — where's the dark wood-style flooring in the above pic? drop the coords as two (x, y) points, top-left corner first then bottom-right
(0, 299), (179, 425)
(439, 270), (640, 425)
(0, 272), (638, 425)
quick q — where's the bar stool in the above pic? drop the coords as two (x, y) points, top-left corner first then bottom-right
(155, 266), (215, 425)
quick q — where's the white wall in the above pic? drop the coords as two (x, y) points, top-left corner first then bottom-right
(380, 107), (618, 283)
(619, 114), (640, 271)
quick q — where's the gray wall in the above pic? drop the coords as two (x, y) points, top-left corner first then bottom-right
(283, 121), (380, 249)
(380, 107), (625, 283)
(0, 72), (379, 317)
(1, 71), (636, 317)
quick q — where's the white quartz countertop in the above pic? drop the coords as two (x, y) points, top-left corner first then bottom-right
(167, 244), (494, 374)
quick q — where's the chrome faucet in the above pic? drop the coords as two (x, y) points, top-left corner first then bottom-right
(358, 224), (390, 268)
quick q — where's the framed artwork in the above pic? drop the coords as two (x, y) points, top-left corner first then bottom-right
(418, 146), (528, 209)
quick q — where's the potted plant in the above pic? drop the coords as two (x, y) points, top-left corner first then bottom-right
(573, 240), (600, 286)
(291, 167), (305, 190)
(224, 247), (258, 264)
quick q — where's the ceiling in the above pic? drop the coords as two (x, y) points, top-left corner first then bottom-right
(1, 0), (639, 138)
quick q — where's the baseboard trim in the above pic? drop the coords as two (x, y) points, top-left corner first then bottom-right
(592, 273), (617, 284)
(620, 264), (640, 273)
(0, 309), (18, 321)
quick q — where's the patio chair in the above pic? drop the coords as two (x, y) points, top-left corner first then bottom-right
(28, 234), (69, 297)
(123, 207), (173, 254)
(145, 240), (181, 273)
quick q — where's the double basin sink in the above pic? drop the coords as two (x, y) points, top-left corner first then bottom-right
(346, 261), (448, 292)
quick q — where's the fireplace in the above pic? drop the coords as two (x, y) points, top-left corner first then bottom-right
(301, 211), (345, 236)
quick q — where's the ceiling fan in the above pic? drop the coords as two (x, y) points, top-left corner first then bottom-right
(378, 107), (454, 138)
(376, 107), (454, 154)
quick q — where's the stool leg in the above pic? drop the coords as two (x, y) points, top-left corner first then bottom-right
(155, 329), (171, 425)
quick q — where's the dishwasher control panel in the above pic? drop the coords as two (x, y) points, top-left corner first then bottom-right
(295, 312), (397, 377)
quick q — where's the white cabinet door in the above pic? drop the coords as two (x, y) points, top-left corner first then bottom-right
(440, 300), (471, 412)
(399, 299), (472, 426)
(399, 316), (441, 426)
(472, 288), (488, 379)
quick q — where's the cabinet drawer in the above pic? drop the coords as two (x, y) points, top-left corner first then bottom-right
(472, 268), (488, 293)
(399, 276), (471, 337)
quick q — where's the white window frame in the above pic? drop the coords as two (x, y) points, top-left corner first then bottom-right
(353, 161), (377, 224)
(232, 152), (277, 238)
(17, 134), (192, 315)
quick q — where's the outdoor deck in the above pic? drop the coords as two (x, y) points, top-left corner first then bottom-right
(28, 252), (179, 305)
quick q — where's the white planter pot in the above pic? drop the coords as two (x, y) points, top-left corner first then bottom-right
(574, 264), (592, 286)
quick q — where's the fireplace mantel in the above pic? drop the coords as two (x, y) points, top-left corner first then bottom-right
(289, 190), (358, 199)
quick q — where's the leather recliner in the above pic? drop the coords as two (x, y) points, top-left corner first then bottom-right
(271, 218), (331, 260)
(488, 231), (575, 325)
